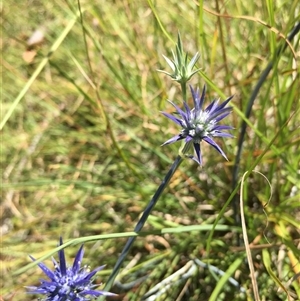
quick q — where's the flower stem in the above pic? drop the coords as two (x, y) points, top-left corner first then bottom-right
(180, 82), (187, 101)
(100, 142), (192, 297)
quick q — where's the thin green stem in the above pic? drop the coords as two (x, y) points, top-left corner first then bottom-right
(100, 142), (192, 298)
(181, 82), (187, 101)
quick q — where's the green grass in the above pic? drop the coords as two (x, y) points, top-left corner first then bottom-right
(2, 1), (300, 300)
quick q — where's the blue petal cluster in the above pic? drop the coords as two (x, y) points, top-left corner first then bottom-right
(27, 238), (116, 300)
(162, 85), (233, 165)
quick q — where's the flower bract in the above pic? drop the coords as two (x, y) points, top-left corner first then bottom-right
(162, 85), (234, 165)
(158, 32), (200, 85)
(27, 237), (116, 300)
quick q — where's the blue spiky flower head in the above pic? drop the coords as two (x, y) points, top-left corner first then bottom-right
(162, 85), (234, 165)
(26, 238), (116, 300)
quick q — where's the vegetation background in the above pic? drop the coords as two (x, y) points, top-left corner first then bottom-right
(2, 0), (299, 300)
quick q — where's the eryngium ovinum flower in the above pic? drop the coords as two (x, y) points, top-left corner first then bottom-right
(26, 238), (116, 300)
(162, 85), (233, 165)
